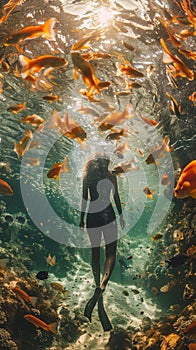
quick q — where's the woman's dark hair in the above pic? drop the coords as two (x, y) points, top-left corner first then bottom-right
(84, 155), (110, 184)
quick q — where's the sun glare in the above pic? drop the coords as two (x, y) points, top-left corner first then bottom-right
(97, 7), (114, 26)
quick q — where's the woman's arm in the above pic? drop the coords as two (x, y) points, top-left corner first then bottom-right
(112, 175), (125, 229)
(80, 176), (88, 229)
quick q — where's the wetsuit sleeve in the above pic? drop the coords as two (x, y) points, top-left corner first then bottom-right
(112, 175), (122, 216)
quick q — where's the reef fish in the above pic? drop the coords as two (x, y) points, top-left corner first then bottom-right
(151, 233), (163, 241)
(166, 254), (189, 268)
(50, 282), (69, 297)
(24, 314), (57, 334)
(19, 54), (68, 79)
(36, 271), (49, 280)
(99, 104), (134, 131)
(184, 321), (196, 335)
(4, 18), (57, 51)
(19, 114), (45, 127)
(174, 160), (196, 199)
(47, 159), (69, 181)
(146, 135), (173, 165)
(71, 51), (101, 98)
(0, 179), (13, 195)
(7, 102), (26, 114)
(143, 187), (154, 200)
(12, 287), (37, 306)
(112, 158), (139, 175)
(14, 130), (33, 159)
(188, 344), (196, 350)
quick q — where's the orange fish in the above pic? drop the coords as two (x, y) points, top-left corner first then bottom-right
(119, 63), (144, 78)
(0, 0), (22, 26)
(161, 173), (171, 186)
(160, 38), (194, 81)
(105, 128), (129, 141)
(137, 148), (144, 157)
(61, 112), (87, 143)
(114, 142), (130, 158)
(71, 52), (101, 98)
(12, 287), (37, 306)
(188, 344), (196, 350)
(24, 314), (57, 334)
(19, 114), (45, 127)
(189, 91), (196, 106)
(14, 130), (33, 159)
(166, 65), (179, 89)
(122, 40), (135, 51)
(146, 135), (173, 165)
(42, 94), (62, 103)
(112, 158), (139, 175)
(7, 102), (26, 114)
(71, 28), (105, 51)
(98, 104), (134, 131)
(181, 0), (196, 27)
(140, 114), (158, 126)
(178, 48), (196, 60)
(0, 179), (13, 195)
(143, 187), (154, 200)
(157, 16), (182, 47)
(19, 54), (68, 79)
(47, 158), (69, 180)
(25, 157), (40, 166)
(46, 253), (56, 266)
(184, 320), (196, 335)
(127, 82), (142, 89)
(166, 92), (182, 117)
(4, 18), (57, 51)
(174, 160), (196, 199)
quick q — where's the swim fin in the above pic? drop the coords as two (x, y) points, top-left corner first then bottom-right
(98, 295), (113, 331)
(84, 287), (103, 322)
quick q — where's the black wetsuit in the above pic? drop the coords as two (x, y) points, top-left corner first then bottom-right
(86, 173), (116, 229)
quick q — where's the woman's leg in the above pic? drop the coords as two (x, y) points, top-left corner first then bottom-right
(87, 228), (102, 287)
(101, 222), (117, 290)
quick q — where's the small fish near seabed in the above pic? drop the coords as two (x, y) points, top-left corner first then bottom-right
(12, 287), (37, 306)
(4, 18), (57, 52)
(0, 179), (13, 195)
(24, 314), (57, 334)
(46, 253), (56, 267)
(50, 282), (70, 297)
(174, 160), (196, 199)
(166, 253), (189, 268)
(151, 233), (163, 241)
(36, 271), (49, 280)
(19, 54), (68, 79)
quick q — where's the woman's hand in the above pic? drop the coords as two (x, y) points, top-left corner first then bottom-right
(120, 215), (125, 229)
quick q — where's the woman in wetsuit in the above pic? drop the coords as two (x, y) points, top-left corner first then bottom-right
(80, 155), (125, 330)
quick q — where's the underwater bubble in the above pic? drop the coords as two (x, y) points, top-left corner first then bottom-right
(4, 214), (14, 224)
(15, 215), (26, 225)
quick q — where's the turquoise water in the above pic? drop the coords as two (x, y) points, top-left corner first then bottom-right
(0, 0), (195, 349)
